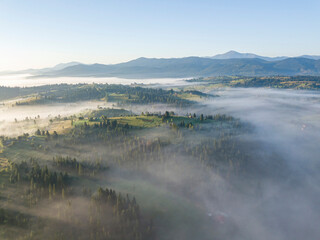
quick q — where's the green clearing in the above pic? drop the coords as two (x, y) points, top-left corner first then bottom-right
(49, 120), (72, 134)
(83, 108), (132, 118)
(113, 116), (162, 128)
(74, 114), (215, 129)
(177, 92), (204, 101)
(74, 115), (162, 128)
(0, 137), (50, 164)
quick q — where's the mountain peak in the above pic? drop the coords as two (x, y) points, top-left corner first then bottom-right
(211, 51), (260, 60)
(52, 62), (81, 71)
(210, 51), (288, 61)
(226, 50), (240, 54)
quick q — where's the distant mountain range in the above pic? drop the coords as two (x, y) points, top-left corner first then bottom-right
(0, 62), (81, 76)
(209, 50), (320, 61)
(209, 51), (287, 61)
(3, 51), (320, 78)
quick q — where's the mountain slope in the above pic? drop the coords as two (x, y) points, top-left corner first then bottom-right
(0, 62), (81, 76)
(209, 50), (320, 61)
(210, 50), (286, 61)
(30, 57), (320, 78)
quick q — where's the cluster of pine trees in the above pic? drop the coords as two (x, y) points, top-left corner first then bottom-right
(3, 156), (154, 240)
(32, 84), (192, 107)
(9, 159), (69, 205)
(86, 187), (154, 240)
(0, 208), (30, 227)
(53, 156), (107, 176)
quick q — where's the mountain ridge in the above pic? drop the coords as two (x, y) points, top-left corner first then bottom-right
(209, 50), (320, 61)
(3, 52), (320, 78)
(27, 56), (320, 78)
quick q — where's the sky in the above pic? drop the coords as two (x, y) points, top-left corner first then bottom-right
(0, 0), (320, 70)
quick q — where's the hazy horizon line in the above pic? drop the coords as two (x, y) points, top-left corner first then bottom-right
(3, 50), (320, 72)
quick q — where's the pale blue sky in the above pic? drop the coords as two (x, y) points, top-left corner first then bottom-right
(0, 0), (320, 70)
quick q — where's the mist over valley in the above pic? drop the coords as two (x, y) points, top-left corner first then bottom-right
(0, 79), (319, 240)
(1, 1), (320, 239)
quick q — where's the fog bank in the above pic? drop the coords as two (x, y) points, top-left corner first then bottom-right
(196, 88), (320, 240)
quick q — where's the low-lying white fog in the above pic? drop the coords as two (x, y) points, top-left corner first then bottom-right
(0, 100), (115, 136)
(0, 100), (113, 122)
(194, 88), (320, 240)
(1, 81), (320, 240)
(114, 87), (320, 240)
(205, 88), (320, 167)
(0, 74), (188, 87)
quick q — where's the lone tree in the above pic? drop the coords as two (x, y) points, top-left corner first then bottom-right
(53, 131), (58, 138)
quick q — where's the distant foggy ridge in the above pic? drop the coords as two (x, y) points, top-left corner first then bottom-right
(6, 51), (320, 78)
(209, 50), (320, 61)
(209, 50), (287, 61)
